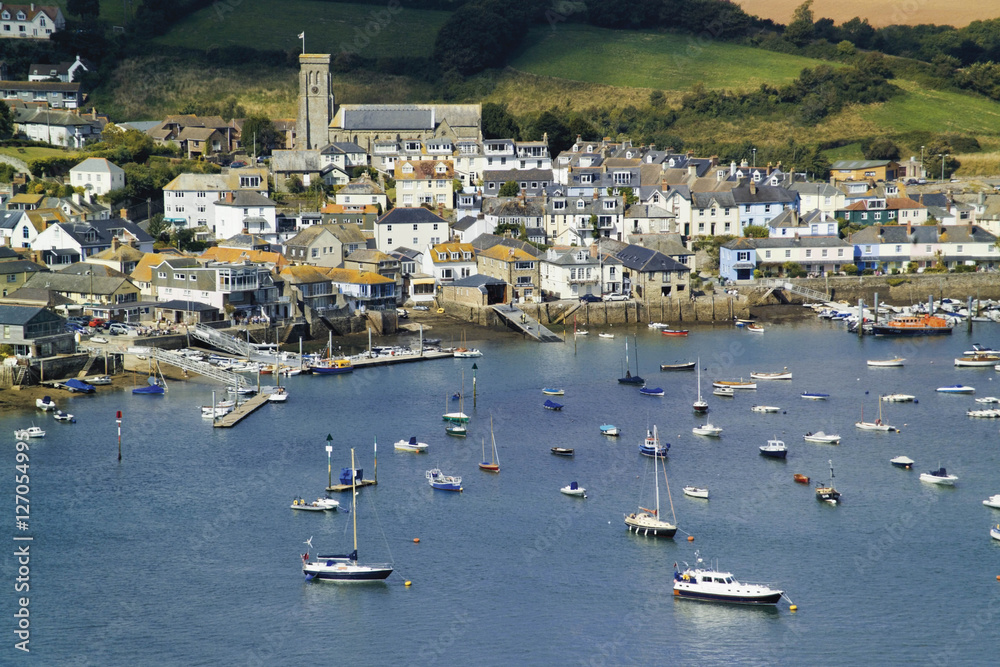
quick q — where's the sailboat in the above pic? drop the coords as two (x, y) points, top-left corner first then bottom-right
(625, 429), (678, 537)
(855, 396), (897, 431)
(302, 447), (393, 582)
(618, 335), (644, 385)
(815, 460), (841, 505)
(443, 371), (470, 425)
(693, 357), (708, 413)
(478, 416), (500, 472)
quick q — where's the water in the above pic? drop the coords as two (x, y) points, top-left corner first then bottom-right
(4, 320), (1000, 665)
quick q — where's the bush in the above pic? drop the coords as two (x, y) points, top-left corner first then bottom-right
(842, 263), (859, 275)
(861, 268), (875, 275)
(953, 264), (976, 273)
(887, 277), (908, 286)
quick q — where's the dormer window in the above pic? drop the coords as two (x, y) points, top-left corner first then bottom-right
(435, 164), (447, 173)
(437, 252), (445, 261)
(402, 163), (414, 174)
(16, 11), (25, 20)
(603, 200), (616, 210)
(450, 252), (458, 260)
(1, 12), (9, 19)
(462, 252), (471, 260)
(553, 200), (565, 210)
(576, 200), (585, 209)
(580, 174), (592, 184)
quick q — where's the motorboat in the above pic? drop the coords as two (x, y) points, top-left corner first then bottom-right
(975, 396), (1000, 404)
(801, 392), (830, 400)
(759, 438), (788, 459)
(394, 437), (429, 453)
(954, 354), (1000, 367)
(982, 494), (1000, 509)
(871, 314), (952, 336)
(920, 467), (958, 485)
(64, 379), (95, 393)
(882, 394), (915, 402)
(992, 525), (1000, 541)
(966, 344), (999, 355)
(291, 498), (327, 511)
(90, 335), (109, 344)
(543, 399), (564, 411)
(751, 405), (780, 413)
(692, 424), (722, 437)
(36, 396), (56, 410)
(750, 369), (792, 380)
(890, 456), (915, 469)
(746, 324), (765, 333)
(14, 426), (45, 439)
(542, 388), (565, 395)
(713, 380), (756, 390)
(312, 497), (340, 511)
(803, 431), (840, 444)
(793, 474), (810, 484)
(735, 318), (755, 326)
(713, 386), (734, 397)
(937, 385), (975, 394)
(599, 333), (615, 339)
(453, 348), (483, 358)
(227, 385), (255, 395)
(201, 405), (233, 418)
(648, 322), (669, 330)
(575, 330), (589, 336)
(310, 358), (354, 374)
(660, 361), (696, 371)
(267, 387), (289, 403)
(600, 424), (621, 436)
(639, 386), (664, 397)
(426, 468), (462, 491)
(682, 486), (709, 499)
(867, 358), (905, 367)
(639, 426), (669, 458)
(85, 375), (112, 385)
(673, 558), (783, 605)
(816, 460), (841, 504)
(133, 377), (166, 395)
(661, 329), (689, 337)
(551, 447), (575, 456)
(445, 423), (467, 437)
(967, 408), (1000, 418)
(560, 482), (587, 498)
(53, 410), (76, 423)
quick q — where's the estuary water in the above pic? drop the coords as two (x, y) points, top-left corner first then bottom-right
(3, 319), (1000, 665)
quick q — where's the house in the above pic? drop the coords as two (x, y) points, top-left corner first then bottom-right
(612, 243), (691, 301)
(319, 203), (379, 229)
(837, 197), (929, 226)
(439, 274), (507, 307)
(626, 233), (695, 272)
(0, 245), (44, 297)
(623, 204), (678, 235)
(146, 114), (236, 153)
(449, 138), (552, 188)
(212, 191), (278, 241)
(482, 196), (544, 237)
(21, 263), (141, 321)
(130, 253), (196, 299)
(319, 142), (368, 173)
(829, 159), (899, 183)
(31, 219), (153, 268)
(387, 247), (431, 305)
(374, 207), (449, 254)
(0, 305), (72, 358)
(283, 224), (367, 268)
(482, 168), (553, 198)
(199, 246), (288, 271)
(544, 193), (625, 246)
(327, 103), (482, 153)
(6, 193), (43, 211)
(766, 209), (838, 238)
(12, 107), (99, 146)
(422, 241), (476, 286)
(86, 242), (146, 277)
(270, 149), (348, 191)
(0, 209), (28, 247)
(325, 267), (396, 312)
(161, 167), (268, 232)
(788, 181), (845, 217)
(730, 179), (797, 233)
(719, 236), (854, 281)
(539, 246), (601, 300)
(42, 192), (109, 222)
(850, 224), (999, 272)
(344, 249), (399, 285)
(475, 244), (539, 303)
(150, 259), (286, 321)
(2, 80), (80, 108)
(69, 157), (125, 196)
(394, 159), (455, 210)
(0, 3), (63, 39)
(690, 191), (739, 239)
(27, 55), (89, 82)
(334, 172), (387, 212)
(279, 264), (338, 318)
(177, 127), (227, 159)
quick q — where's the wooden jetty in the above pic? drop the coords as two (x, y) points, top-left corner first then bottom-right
(352, 350), (453, 368)
(212, 392), (269, 428)
(326, 478), (377, 493)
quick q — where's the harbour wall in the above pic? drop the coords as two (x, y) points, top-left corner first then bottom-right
(757, 273), (1000, 307)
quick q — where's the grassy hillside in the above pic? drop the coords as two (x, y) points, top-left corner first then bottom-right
(151, 0), (449, 59)
(509, 25), (834, 92)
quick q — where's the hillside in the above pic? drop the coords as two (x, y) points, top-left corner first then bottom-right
(737, 0), (1000, 28)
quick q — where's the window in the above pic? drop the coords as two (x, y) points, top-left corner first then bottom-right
(737, 251), (749, 261)
(926, 245), (931, 253)
(957, 245), (963, 252)
(158, 272), (166, 279)
(805, 249), (811, 258)
(764, 250), (771, 259)
(837, 249), (844, 257)
(785, 250), (791, 258)
(176, 273), (185, 280)
(22, 226), (28, 239)
(189, 275), (197, 281)
(864, 245), (872, 254)
(822, 249), (828, 257)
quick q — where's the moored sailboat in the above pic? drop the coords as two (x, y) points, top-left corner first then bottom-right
(625, 430), (677, 538)
(693, 358), (708, 413)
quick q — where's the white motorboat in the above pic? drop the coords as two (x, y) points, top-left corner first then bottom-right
(967, 408), (1000, 418)
(36, 396), (56, 411)
(992, 525), (1000, 541)
(966, 344), (999, 355)
(575, 330), (589, 336)
(85, 375), (112, 385)
(313, 497), (340, 510)
(682, 486), (709, 499)
(692, 424), (722, 437)
(560, 482), (587, 498)
(759, 438), (788, 459)
(750, 405), (780, 413)
(14, 426), (45, 439)
(801, 392), (830, 400)
(600, 424), (620, 436)
(890, 456), (915, 469)
(867, 358), (905, 367)
(975, 396), (1000, 404)
(920, 467), (958, 485)
(291, 498), (327, 511)
(599, 333), (615, 339)
(648, 322), (669, 329)
(713, 380), (756, 390)
(267, 387), (289, 402)
(201, 405), (233, 418)
(713, 386), (734, 397)
(673, 556), (784, 605)
(882, 394), (915, 402)
(803, 431), (840, 444)
(53, 410), (76, 423)
(394, 437), (429, 453)
(954, 354), (1000, 367)
(937, 385), (975, 394)
(981, 494), (1000, 509)
(750, 369), (792, 380)
(453, 348), (483, 358)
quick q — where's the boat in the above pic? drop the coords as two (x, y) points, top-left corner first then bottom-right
(815, 460), (841, 504)
(713, 380), (756, 390)
(967, 343), (999, 355)
(682, 486), (709, 499)
(14, 426), (45, 439)
(803, 431), (840, 444)
(267, 386), (289, 403)
(673, 557), (784, 605)
(560, 482), (586, 497)
(750, 369), (792, 380)
(982, 494), (1000, 509)
(394, 436), (428, 453)
(955, 354), (1000, 367)
(617, 336), (644, 385)
(133, 376), (166, 395)
(542, 388), (565, 395)
(445, 423), (467, 437)
(745, 324), (764, 333)
(867, 358), (905, 367)
(426, 468), (463, 491)
(648, 322), (669, 329)
(64, 378), (95, 393)
(661, 329), (689, 337)
(53, 410), (76, 423)
(937, 385), (975, 394)
(735, 318), (755, 327)
(890, 456), (915, 469)
(291, 498), (328, 511)
(85, 375), (112, 385)
(201, 404), (234, 418)
(311, 358), (354, 374)
(975, 396), (1000, 404)
(543, 399), (564, 411)
(600, 424), (620, 436)
(36, 396), (56, 410)
(713, 386), (734, 397)
(639, 386), (664, 397)
(801, 392), (829, 400)
(575, 330), (589, 336)
(599, 332), (615, 339)
(920, 467), (958, 485)
(227, 385), (255, 395)
(693, 357), (708, 413)
(882, 393), (915, 402)
(453, 347), (483, 358)
(759, 437), (788, 459)
(639, 425), (669, 458)
(478, 416), (500, 472)
(871, 313), (952, 336)
(660, 361), (696, 371)
(692, 423), (722, 437)
(750, 405), (780, 413)
(312, 497), (340, 510)
(443, 381), (470, 423)
(302, 448), (394, 582)
(967, 408), (1000, 418)
(856, 397), (897, 431)
(992, 525), (1000, 541)
(793, 474), (810, 484)
(625, 428), (677, 538)
(551, 447), (574, 456)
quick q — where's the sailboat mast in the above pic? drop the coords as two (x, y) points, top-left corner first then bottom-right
(351, 448), (358, 554)
(697, 356), (701, 400)
(373, 436), (378, 485)
(634, 335), (639, 375)
(653, 426), (660, 514)
(491, 414), (499, 465)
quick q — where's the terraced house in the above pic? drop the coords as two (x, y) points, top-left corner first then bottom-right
(394, 159), (455, 210)
(476, 244), (540, 303)
(850, 224), (999, 272)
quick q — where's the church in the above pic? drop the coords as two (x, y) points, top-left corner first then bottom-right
(295, 54), (482, 153)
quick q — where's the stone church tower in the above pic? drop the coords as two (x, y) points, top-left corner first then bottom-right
(296, 54), (334, 150)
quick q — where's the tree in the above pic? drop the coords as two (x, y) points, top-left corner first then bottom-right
(862, 137), (901, 161)
(785, 0), (815, 46)
(590, 214), (599, 240)
(241, 116), (279, 157)
(146, 214), (169, 241)
(499, 180), (520, 197)
(67, 0), (100, 19)
(0, 101), (12, 140)
(742, 225), (770, 238)
(531, 110), (572, 156)
(649, 90), (666, 109)
(286, 175), (304, 194)
(482, 102), (519, 140)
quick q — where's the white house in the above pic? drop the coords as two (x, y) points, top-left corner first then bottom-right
(212, 191), (278, 242)
(539, 246), (601, 299)
(0, 3), (64, 40)
(31, 219), (154, 268)
(27, 55), (88, 81)
(421, 241), (477, 285)
(162, 167), (268, 232)
(69, 157), (125, 196)
(13, 108), (99, 147)
(374, 207), (449, 254)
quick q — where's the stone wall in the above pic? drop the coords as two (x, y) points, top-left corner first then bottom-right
(769, 273), (1000, 306)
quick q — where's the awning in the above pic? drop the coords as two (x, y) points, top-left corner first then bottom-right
(411, 276), (436, 286)
(731, 262), (755, 269)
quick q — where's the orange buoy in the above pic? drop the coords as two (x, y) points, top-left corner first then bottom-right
(687, 535), (694, 542)
(996, 575), (1000, 581)
(413, 538), (420, 543)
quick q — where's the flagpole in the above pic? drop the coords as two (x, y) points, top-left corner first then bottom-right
(299, 31), (305, 54)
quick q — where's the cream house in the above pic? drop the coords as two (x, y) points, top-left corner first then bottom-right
(69, 158), (125, 196)
(0, 3), (64, 40)
(394, 160), (455, 210)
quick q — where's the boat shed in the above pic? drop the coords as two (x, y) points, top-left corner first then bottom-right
(439, 274), (507, 307)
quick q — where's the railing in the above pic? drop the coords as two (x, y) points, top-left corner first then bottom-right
(149, 348), (247, 388)
(190, 323), (252, 357)
(757, 278), (831, 302)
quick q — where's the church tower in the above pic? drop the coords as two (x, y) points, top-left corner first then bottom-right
(296, 54), (334, 150)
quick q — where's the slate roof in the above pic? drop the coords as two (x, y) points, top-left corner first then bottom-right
(376, 207), (448, 226)
(848, 224), (996, 245)
(46, 219), (153, 247)
(70, 157), (124, 175)
(691, 191), (736, 208)
(339, 107), (433, 131)
(722, 236), (853, 250)
(730, 182), (796, 205)
(213, 191), (275, 207)
(449, 274), (506, 289)
(831, 160), (893, 170)
(0, 259), (44, 275)
(0, 210), (25, 230)
(155, 300), (218, 312)
(23, 271), (134, 295)
(613, 245), (689, 273)
(0, 305), (61, 326)
(482, 169), (553, 183)
(468, 233), (543, 258)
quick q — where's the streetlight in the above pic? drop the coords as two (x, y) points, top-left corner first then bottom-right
(751, 148), (756, 169)
(325, 434), (333, 489)
(920, 145), (925, 178)
(940, 154), (948, 182)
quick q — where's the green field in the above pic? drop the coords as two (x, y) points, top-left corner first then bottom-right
(0, 146), (78, 162)
(48, 1), (128, 27)
(152, 0), (449, 59)
(859, 79), (1000, 137)
(509, 25), (835, 91)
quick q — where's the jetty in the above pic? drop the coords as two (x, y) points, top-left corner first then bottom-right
(212, 392), (269, 428)
(352, 349), (453, 368)
(492, 304), (562, 342)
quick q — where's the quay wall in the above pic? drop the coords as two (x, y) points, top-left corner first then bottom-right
(758, 273), (1000, 306)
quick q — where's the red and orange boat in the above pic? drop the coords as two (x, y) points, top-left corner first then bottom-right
(661, 329), (689, 337)
(871, 314), (952, 336)
(793, 474), (810, 484)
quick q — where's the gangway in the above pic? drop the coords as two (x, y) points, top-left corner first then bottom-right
(190, 323), (253, 358)
(491, 305), (563, 342)
(757, 278), (830, 303)
(149, 348), (248, 388)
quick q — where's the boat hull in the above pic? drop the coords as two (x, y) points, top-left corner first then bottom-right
(759, 448), (788, 459)
(871, 325), (951, 336)
(304, 564), (393, 582)
(618, 376), (644, 385)
(551, 448), (574, 456)
(624, 515), (676, 538)
(673, 588), (783, 605)
(660, 362), (696, 371)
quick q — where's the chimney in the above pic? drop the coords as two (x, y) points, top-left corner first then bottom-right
(111, 237), (120, 252)
(687, 164), (697, 178)
(907, 220), (912, 235)
(710, 155), (718, 167)
(72, 192), (81, 205)
(730, 161), (737, 176)
(750, 181), (757, 195)
(119, 208), (129, 220)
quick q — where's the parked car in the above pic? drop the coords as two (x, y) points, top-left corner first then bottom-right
(579, 293), (602, 303)
(603, 293), (629, 302)
(229, 161), (246, 168)
(88, 317), (106, 328)
(107, 323), (132, 335)
(413, 305), (430, 311)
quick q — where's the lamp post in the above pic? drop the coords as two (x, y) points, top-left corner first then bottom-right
(325, 434), (333, 489)
(752, 148), (756, 169)
(941, 154), (949, 182)
(920, 145), (925, 178)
